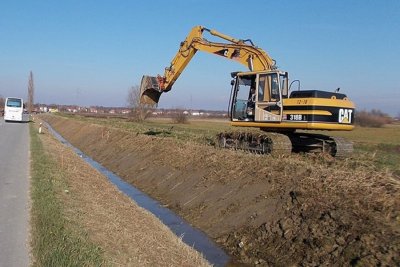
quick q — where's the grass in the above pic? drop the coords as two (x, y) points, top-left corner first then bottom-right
(43, 114), (400, 266)
(30, 123), (105, 266)
(54, 113), (400, 174)
(356, 143), (400, 176)
(319, 124), (400, 145)
(57, 113), (234, 144)
(316, 124), (400, 174)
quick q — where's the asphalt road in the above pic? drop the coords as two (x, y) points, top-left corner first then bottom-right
(0, 118), (30, 267)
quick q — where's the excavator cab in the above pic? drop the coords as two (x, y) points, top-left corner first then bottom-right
(230, 71), (288, 122)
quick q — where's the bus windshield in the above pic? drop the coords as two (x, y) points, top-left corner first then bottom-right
(6, 98), (22, 108)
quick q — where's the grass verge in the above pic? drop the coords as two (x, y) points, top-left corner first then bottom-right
(30, 123), (105, 266)
(357, 143), (400, 176)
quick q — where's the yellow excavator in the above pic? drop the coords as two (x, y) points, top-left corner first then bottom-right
(140, 26), (355, 157)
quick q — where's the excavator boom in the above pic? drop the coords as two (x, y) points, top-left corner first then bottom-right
(140, 26), (275, 106)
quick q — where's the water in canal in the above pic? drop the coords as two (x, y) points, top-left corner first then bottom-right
(45, 123), (230, 266)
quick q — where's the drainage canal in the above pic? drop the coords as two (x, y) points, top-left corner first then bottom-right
(45, 123), (230, 266)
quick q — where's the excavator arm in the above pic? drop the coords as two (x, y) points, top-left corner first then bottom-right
(140, 25), (276, 105)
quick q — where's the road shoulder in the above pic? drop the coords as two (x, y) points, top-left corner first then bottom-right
(31, 120), (209, 266)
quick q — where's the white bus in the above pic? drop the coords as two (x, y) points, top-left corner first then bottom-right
(4, 97), (25, 122)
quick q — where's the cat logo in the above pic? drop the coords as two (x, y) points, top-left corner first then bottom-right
(338, 109), (353, 124)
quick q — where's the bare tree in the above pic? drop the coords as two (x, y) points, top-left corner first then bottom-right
(126, 85), (151, 121)
(0, 95), (4, 115)
(171, 111), (189, 124)
(28, 71), (34, 113)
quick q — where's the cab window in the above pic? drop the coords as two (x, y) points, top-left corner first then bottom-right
(258, 73), (280, 102)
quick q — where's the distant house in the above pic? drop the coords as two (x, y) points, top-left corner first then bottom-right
(39, 106), (49, 113)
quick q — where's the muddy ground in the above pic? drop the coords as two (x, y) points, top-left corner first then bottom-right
(43, 115), (400, 266)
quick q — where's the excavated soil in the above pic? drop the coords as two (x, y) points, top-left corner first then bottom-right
(43, 115), (400, 266)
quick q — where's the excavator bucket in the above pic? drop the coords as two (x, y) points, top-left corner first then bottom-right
(139, 75), (162, 106)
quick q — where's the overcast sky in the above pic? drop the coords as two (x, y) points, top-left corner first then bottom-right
(0, 0), (399, 115)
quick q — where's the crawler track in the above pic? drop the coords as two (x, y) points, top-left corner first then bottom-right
(217, 132), (292, 156)
(217, 131), (353, 157)
(330, 136), (354, 158)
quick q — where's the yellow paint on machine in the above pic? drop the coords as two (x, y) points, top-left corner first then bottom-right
(283, 97), (355, 109)
(282, 110), (332, 115)
(231, 121), (355, 131)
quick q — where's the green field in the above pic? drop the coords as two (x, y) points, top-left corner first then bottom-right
(30, 123), (105, 266)
(56, 113), (400, 175)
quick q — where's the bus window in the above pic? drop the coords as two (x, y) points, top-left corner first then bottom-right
(6, 98), (22, 108)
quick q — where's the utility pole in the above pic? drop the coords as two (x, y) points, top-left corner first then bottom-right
(28, 71), (34, 113)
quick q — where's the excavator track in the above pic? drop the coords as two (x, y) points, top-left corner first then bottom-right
(330, 136), (354, 158)
(216, 132), (292, 156)
(216, 131), (353, 157)
(288, 133), (353, 157)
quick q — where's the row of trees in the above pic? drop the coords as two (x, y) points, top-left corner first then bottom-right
(126, 84), (398, 127)
(126, 85), (189, 123)
(355, 109), (394, 128)
(2, 79), (397, 128)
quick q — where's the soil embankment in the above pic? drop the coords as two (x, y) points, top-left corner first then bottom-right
(44, 115), (400, 266)
(35, 119), (210, 266)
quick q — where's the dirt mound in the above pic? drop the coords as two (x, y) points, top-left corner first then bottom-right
(43, 115), (400, 266)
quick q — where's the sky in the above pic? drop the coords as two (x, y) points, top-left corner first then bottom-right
(0, 0), (399, 115)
